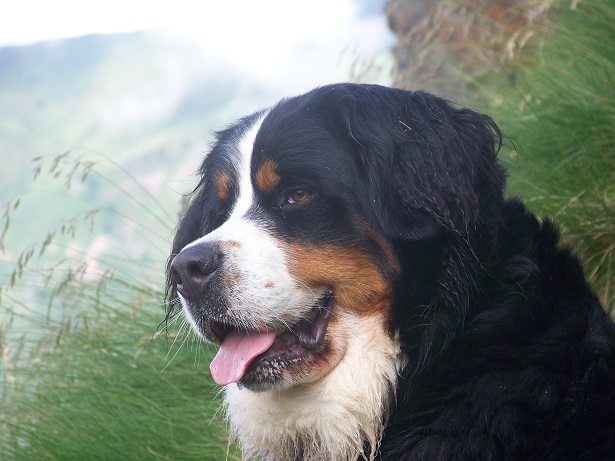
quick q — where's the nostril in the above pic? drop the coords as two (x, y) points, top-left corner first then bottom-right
(171, 267), (183, 286)
(170, 244), (222, 299)
(186, 259), (217, 278)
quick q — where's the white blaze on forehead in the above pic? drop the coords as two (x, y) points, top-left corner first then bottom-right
(179, 111), (318, 329)
(231, 113), (267, 218)
(183, 112), (267, 252)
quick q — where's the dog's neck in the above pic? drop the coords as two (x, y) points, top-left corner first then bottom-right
(222, 312), (405, 461)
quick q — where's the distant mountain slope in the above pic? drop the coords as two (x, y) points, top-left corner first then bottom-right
(0, 31), (296, 266)
(0, 31), (261, 197)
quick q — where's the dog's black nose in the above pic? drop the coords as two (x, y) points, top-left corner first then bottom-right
(170, 244), (221, 299)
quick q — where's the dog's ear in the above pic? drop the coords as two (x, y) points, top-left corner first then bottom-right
(327, 84), (507, 369)
(329, 84), (506, 241)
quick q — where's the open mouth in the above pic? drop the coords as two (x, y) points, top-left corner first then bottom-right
(208, 290), (334, 387)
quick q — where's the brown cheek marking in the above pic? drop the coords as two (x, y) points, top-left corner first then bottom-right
(265, 281), (275, 289)
(255, 159), (280, 193)
(216, 172), (231, 201)
(223, 270), (241, 288)
(364, 223), (400, 273)
(287, 243), (394, 315)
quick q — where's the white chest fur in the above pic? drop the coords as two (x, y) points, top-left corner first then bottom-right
(223, 312), (405, 461)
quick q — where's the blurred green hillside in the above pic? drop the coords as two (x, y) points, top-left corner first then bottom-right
(0, 31), (279, 261)
(1, 32), (238, 192)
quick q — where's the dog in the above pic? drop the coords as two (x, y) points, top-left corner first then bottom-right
(166, 83), (615, 460)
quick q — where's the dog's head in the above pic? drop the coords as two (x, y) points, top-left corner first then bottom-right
(166, 83), (505, 391)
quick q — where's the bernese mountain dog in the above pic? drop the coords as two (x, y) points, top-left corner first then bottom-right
(166, 83), (615, 460)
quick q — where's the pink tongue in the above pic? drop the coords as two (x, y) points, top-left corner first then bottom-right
(210, 330), (276, 386)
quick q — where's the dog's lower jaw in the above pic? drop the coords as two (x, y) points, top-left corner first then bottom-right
(223, 310), (405, 461)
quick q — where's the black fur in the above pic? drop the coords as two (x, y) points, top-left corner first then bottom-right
(167, 83), (615, 459)
(382, 202), (615, 460)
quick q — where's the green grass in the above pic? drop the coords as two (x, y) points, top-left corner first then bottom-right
(1, 152), (239, 460)
(2, 302), (237, 460)
(483, 0), (615, 311)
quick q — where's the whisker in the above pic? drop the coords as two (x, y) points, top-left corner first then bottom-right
(161, 321), (192, 372)
(157, 310), (184, 334)
(164, 318), (189, 362)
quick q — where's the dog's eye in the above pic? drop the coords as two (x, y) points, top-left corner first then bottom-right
(286, 189), (312, 204)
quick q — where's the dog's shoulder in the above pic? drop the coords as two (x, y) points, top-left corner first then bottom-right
(381, 199), (615, 460)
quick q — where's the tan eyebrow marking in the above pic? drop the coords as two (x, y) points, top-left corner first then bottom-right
(255, 159), (281, 193)
(216, 172), (232, 201)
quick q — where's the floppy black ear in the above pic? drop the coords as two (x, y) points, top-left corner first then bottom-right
(327, 84), (507, 369)
(330, 84), (506, 241)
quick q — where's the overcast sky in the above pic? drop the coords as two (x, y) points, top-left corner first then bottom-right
(1, 0), (394, 90)
(0, 1), (392, 52)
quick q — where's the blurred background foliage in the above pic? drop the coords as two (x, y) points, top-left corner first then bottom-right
(1, 0), (613, 459)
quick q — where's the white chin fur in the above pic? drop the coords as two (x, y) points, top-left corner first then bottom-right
(223, 310), (405, 461)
